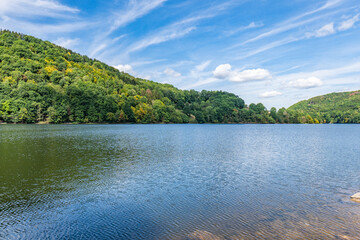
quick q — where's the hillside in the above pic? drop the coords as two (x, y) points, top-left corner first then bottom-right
(1, 30), (278, 124)
(1, 30), (359, 124)
(288, 90), (360, 123)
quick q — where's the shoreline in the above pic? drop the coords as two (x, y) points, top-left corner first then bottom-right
(0, 122), (348, 125)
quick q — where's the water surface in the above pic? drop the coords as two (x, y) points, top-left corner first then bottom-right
(1, 124), (360, 239)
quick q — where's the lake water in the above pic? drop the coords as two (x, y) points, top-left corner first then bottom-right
(0, 124), (360, 239)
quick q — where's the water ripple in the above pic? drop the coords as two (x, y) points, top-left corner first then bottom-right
(0, 124), (360, 239)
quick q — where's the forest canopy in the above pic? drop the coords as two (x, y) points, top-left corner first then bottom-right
(0, 30), (359, 124)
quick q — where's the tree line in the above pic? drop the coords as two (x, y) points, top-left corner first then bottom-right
(0, 30), (359, 124)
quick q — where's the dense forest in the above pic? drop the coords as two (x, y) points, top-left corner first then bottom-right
(0, 30), (359, 124)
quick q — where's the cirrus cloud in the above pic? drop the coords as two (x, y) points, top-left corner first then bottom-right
(195, 60), (212, 72)
(109, 0), (167, 33)
(338, 14), (360, 31)
(0, 0), (79, 18)
(308, 22), (336, 38)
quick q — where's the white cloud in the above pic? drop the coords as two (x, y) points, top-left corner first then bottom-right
(54, 37), (80, 49)
(230, 68), (271, 82)
(213, 64), (232, 79)
(114, 64), (137, 75)
(338, 14), (360, 31)
(260, 91), (282, 98)
(304, 14), (359, 40)
(314, 22), (336, 37)
(213, 64), (271, 82)
(164, 68), (181, 78)
(288, 77), (323, 89)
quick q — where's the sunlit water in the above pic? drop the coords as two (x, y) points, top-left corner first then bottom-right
(0, 124), (360, 239)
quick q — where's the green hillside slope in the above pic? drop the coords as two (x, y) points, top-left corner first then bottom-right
(1, 30), (359, 124)
(1, 30), (265, 124)
(288, 90), (360, 123)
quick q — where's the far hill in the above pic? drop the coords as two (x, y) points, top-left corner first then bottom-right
(288, 90), (360, 123)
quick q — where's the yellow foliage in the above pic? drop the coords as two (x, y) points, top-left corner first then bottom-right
(2, 76), (16, 85)
(131, 103), (152, 122)
(305, 114), (314, 124)
(45, 65), (58, 74)
(27, 80), (36, 85)
(64, 59), (72, 67)
(67, 52), (71, 55)
(45, 58), (54, 64)
(139, 106), (146, 115)
(71, 62), (81, 69)
(65, 68), (73, 75)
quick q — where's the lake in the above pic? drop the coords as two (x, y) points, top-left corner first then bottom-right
(0, 124), (360, 239)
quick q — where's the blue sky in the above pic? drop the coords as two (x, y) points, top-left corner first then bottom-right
(1, 0), (360, 108)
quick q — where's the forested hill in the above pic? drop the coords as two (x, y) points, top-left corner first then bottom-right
(0, 30), (274, 124)
(1, 30), (359, 124)
(288, 90), (360, 123)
